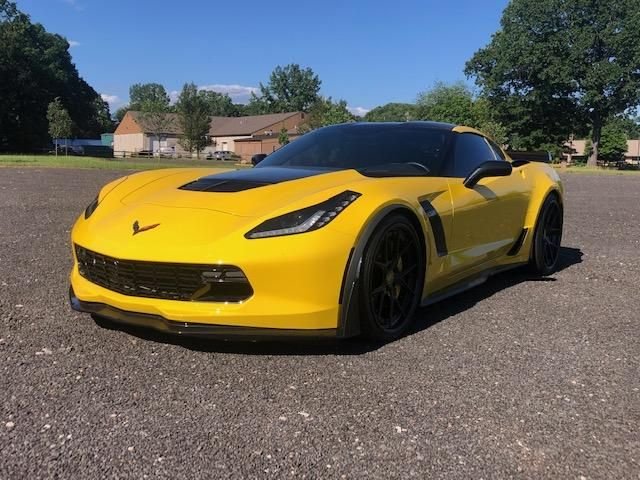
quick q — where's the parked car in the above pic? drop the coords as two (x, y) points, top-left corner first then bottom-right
(134, 150), (153, 157)
(208, 150), (234, 161)
(70, 122), (564, 341)
(251, 153), (267, 166)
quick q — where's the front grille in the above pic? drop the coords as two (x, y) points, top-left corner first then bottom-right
(75, 245), (253, 302)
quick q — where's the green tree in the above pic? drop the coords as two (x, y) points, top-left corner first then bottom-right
(93, 97), (114, 133)
(364, 103), (418, 122)
(176, 83), (211, 158)
(278, 127), (289, 146)
(465, 0), (640, 166)
(46, 97), (73, 156)
(139, 99), (173, 154)
(248, 64), (321, 113)
(115, 83), (170, 124)
(415, 82), (508, 144)
(198, 90), (239, 116)
(416, 82), (478, 126)
(585, 121), (629, 162)
(0, 0), (109, 150)
(130, 83), (170, 109)
(304, 97), (354, 131)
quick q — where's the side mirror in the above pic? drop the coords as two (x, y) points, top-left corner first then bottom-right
(251, 154), (267, 166)
(463, 160), (513, 189)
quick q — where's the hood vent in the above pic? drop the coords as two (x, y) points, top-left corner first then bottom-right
(178, 166), (332, 193)
(180, 178), (269, 192)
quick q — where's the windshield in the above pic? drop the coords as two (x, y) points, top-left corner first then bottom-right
(256, 123), (452, 176)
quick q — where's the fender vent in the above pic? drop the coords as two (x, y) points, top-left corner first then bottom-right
(507, 228), (528, 256)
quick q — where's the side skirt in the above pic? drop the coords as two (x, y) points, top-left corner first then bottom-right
(421, 262), (526, 307)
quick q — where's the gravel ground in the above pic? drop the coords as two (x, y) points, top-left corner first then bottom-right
(0, 168), (638, 479)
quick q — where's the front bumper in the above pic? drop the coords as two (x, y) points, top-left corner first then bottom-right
(69, 287), (337, 338)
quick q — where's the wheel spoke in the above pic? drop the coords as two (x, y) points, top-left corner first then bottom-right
(396, 276), (416, 296)
(396, 263), (417, 279)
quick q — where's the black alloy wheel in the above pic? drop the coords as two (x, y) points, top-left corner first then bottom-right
(360, 214), (424, 341)
(530, 194), (563, 275)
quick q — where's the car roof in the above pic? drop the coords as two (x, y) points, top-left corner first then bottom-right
(323, 121), (487, 137)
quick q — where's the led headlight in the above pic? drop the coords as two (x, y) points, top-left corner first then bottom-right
(84, 195), (99, 219)
(245, 190), (361, 239)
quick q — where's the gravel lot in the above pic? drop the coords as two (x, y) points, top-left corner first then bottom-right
(0, 168), (638, 479)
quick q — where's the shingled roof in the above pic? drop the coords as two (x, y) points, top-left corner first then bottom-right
(209, 112), (300, 136)
(122, 111), (301, 137)
(127, 111), (183, 135)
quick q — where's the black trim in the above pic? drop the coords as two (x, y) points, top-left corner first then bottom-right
(507, 228), (528, 256)
(419, 200), (448, 257)
(180, 167), (330, 192)
(69, 288), (336, 339)
(421, 262), (526, 307)
(338, 248), (355, 304)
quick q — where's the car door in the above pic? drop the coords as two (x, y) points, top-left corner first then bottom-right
(446, 132), (529, 274)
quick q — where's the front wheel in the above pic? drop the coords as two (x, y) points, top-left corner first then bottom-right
(359, 214), (424, 342)
(529, 194), (563, 275)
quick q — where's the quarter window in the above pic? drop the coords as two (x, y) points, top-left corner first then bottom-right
(452, 133), (496, 177)
(487, 138), (506, 161)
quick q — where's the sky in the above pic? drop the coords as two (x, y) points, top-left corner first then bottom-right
(16, 0), (509, 116)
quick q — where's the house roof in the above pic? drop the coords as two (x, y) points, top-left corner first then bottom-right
(128, 111), (183, 135)
(234, 131), (302, 142)
(208, 112), (301, 136)
(118, 111), (302, 137)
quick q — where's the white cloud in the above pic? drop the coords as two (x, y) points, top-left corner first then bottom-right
(100, 94), (120, 106)
(68, 40), (80, 48)
(348, 106), (370, 117)
(198, 84), (259, 103)
(62, 0), (83, 10)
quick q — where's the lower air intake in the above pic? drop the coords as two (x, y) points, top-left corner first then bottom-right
(75, 245), (253, 302)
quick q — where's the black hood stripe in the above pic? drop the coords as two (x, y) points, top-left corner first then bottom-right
(179, 167), (332, 192)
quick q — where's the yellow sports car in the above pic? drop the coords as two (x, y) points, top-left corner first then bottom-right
(69, 122), (563, 341)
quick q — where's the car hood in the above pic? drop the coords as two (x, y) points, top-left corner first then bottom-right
(119, 167), (368, 217)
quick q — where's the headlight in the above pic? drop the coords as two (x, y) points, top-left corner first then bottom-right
(245, 190), (361, 239)
(84, 195), (99, 219)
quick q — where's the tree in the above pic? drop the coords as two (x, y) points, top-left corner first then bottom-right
(304, 97), (354, 131)
(248, 64), (321, 113)
(0, 0), (110, 150)
(198, 90), (239, 116)
(115, 83), (170, 124)
(415, 82), (509, 144)
(129, 83), (170, 109)
(176, 83), (211, 158)
(46, 98), (73, 155)
(364, 103), (418, 122)
(139, 99), (173, 154)
(93, 97), (114, 133)
(417, 82), (478, 126)
(585, 120), (629, 162)
(465, 0), (640, 166)
(278, 127), (289, 146)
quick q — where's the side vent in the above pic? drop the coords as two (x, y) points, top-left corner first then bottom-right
(507, 228), (528, 256)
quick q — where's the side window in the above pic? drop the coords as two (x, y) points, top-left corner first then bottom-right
(487, 138), (506, 161)
(453, 133), (495, 177)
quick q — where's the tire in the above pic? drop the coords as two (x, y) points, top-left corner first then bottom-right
(529, 193), (563, 275)
(359, 214), (425, 341)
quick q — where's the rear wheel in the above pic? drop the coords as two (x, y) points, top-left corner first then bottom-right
(529, 194), (563, 275)
(359, 214), (424, 341)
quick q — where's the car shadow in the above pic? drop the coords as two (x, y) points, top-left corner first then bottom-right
(93, 246), (583, 356)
